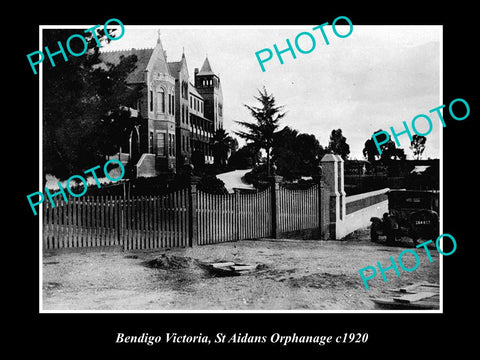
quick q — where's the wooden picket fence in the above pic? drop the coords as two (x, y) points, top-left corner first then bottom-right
(277, 183), (319, 234)
(122, 189), (190, 250)
(43, 196), (122, 250)
(196, 188), (272, 245)
(43, 190), (190, 251)
(43, 182), (324, 251)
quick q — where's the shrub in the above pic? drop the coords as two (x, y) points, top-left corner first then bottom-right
(197, 175), (228, 194)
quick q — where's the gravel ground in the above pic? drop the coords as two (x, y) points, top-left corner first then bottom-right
(42, 229), (440, 311)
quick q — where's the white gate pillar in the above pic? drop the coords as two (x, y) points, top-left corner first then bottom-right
(320, 154), (346, 239)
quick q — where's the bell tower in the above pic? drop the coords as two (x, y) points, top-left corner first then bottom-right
(194, 56), (223, 131)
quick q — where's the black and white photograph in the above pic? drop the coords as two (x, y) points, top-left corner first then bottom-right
(38, 24), (442, 312)
(17, 5), (476, 356)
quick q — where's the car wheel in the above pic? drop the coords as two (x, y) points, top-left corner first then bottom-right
(411, 237), (419, 247)
(386, 231), (396, 245)
(371, 226), (379, 243)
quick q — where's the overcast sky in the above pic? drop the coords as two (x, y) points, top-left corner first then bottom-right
(101, 25), (442, 160)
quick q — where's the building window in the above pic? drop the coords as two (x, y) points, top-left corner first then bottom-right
(157, 133), (165, 156)
(149, 90), (153, 112)
(157, 89), (165, 113)
(170, 92), (175, 115)
(168, 134), (175, 156)
(183, 82), (188, 100)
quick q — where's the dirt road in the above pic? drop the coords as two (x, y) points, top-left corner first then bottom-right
(42, 229), (440, 311)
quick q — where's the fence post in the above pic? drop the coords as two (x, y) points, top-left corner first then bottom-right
(234, 188), (240, 241)
(117, 195), (124, 249)
(320, 154), (346, 239)
(313, 166), (330, 240)
(188, 174), (201, 247)
(268, 173), (283, 239)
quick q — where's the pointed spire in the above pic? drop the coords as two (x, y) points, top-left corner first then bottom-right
(149, 28), (171, 76)
(198, 56), (214, 75)
(181, 47), (186, 61)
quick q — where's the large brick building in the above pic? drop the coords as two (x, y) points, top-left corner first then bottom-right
(99, 32), (223, 176)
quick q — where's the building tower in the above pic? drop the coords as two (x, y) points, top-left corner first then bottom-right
(194, 56), (223, 131)
(143, 31), (177, 174)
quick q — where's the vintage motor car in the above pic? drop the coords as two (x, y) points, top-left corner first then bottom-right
(370, 189), (439, 245)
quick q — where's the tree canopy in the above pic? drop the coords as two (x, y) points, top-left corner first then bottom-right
(210, 128), (237, 169)
(410, 134), (427, 160)
(363, 130), (406, 163)
(235, 87), (286, 176)
(43, 29), (143, 181)
(227, 143), (260, 170)
(326, 129), (350, 160)
(272, 126), (325, 180)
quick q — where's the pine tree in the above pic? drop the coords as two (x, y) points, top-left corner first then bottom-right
(235, 87), (286, 176)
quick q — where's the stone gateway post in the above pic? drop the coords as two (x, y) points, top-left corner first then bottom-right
(320, 154), (347, 239)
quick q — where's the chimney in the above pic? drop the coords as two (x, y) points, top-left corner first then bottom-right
(194, 68), (199, 86)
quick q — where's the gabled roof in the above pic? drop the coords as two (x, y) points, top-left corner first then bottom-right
(198, 56), (215, 76)
(216, 169), (255, 194)
(147, 37), (171, 76)
(411, 165), (430, 174)
(98, 34), (173, 84)
(168, 61), (182, 76)
(189, 82), (203, 99)
(99, 48), (154, 84)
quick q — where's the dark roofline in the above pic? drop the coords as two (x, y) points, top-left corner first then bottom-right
(100, 47), (155, 53)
